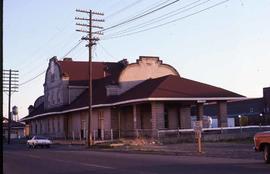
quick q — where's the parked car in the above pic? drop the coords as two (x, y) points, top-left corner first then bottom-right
(27, 136), (52, 148)
(254, 131), (270, 163)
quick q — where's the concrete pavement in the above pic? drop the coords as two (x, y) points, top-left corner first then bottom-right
(3, 143), (270, 174)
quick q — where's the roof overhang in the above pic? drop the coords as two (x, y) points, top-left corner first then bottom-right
(21, 97), (246, 121)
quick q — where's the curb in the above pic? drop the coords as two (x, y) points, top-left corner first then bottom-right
(90, 147), (202, 157)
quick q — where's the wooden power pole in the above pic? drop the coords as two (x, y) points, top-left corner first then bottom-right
(3, 69), (19, 144)
(75, 9), (104, 147)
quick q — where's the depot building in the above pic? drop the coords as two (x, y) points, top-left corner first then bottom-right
(21, 56), (245, 140)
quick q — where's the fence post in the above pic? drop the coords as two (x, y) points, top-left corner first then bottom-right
(111, 129), (113, 141)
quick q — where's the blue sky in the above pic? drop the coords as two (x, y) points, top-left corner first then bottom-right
(3, 0), (270, 119)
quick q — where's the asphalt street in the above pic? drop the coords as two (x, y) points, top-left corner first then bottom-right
(3, 143), (270, 174)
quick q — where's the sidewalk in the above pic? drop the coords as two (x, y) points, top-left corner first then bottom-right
(52, 138), (261, 160)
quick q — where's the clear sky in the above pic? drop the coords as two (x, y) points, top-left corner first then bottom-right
(3, 0), (270, 119)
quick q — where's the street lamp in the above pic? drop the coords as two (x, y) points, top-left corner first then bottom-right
(238, 115), (242, 133)
(259, 113), (263, 128)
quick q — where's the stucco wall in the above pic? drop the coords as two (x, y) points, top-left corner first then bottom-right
(44, 58), (69, 110)
(118, 57), (180, 94)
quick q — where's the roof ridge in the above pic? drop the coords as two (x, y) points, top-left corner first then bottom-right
(148, 75), (172, 97)
(58, 60), (119, 64)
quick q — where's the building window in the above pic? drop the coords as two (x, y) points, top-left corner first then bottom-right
(164, 107), (169, 129)
(250, 107), (254, 113)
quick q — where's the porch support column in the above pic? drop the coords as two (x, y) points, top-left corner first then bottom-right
(118, 109), (121, 138)
(217, 101), (228, 127)
(196, 103), (204, 121)
(151, 102), (164, 137)
(133, 104), (138, 137)
(179, 106), (191, 129)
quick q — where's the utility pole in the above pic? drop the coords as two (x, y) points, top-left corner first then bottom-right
(75, 9), (104, 147)
(3, 69), (19, 144)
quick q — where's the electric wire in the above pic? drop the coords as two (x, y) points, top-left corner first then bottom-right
(103, 0), (230, 40)
(105, 0), (171, 30)
(104, 0), (206, 38)
(19, 70), (46, 87)
(19, 39), (84, 87)
(61, 39), (84, 59)
(97, 43), (116, 59)
(105, 0), (143, 20)
(100, 0), (181, 32)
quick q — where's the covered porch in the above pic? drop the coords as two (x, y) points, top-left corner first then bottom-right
(110, 100), (229, 139)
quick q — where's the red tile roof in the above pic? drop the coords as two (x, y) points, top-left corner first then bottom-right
(57, 60), (126, 84)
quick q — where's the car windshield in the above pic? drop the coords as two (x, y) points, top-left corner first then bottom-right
(34, 136), (48, 140)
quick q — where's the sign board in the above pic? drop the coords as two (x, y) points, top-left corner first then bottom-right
(194, 121), (203, 133)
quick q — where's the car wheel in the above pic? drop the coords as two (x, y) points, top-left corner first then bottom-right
(263, 145), (270, 164)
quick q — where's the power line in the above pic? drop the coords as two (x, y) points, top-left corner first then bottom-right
(61, 39), (84, 59)
(105, 0), (143, 20)
(18, 33), (81, 78)
(15, 18), (75, 70)
(97, 43), (116, 59)
(103, 0), (230, 40)
(19, 39), (84, 87)
(115, 0), (171, 25)
(104, 0), (206, 38)
(100, 0), (181, 32)
(19, 70), (46, 87)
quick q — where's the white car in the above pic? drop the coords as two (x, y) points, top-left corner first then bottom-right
(27, 136), (52, 148)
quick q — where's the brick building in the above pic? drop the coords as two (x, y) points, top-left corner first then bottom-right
(21, 56), (244, 140)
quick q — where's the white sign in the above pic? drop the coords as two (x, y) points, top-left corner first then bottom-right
(194, 121), (203, 133)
